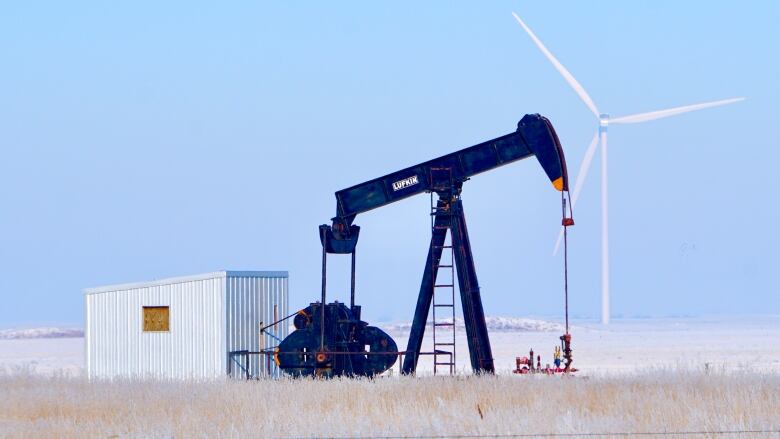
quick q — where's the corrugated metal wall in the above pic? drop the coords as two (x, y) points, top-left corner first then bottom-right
(85, 271), (288, 380)
(225, 273), (289, 378)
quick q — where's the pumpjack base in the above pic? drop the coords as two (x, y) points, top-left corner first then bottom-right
(402, 190), (495, 375)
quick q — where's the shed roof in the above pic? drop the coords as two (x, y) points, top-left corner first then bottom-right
(84, 270), (288, 295)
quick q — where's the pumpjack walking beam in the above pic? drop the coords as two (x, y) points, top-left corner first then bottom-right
(319, 114), (569, 374)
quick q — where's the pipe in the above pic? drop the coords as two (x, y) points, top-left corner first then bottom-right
(320, 245), (327, 351)
(350, 250), (356, 309)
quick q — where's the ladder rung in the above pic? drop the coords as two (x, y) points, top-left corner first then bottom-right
(434, 284), (454, 288)
(434, 304), (454, 307)
(433, 245), (453, 249)
(434, 323), (454, 327)
(435, 264), (453, 268)
(435, 362), (455, 366)
(435, 342), (455, 346)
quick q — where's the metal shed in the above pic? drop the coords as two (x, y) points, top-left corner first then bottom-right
(84, 271), (288, 379)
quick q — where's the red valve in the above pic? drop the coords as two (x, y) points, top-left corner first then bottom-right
(562, 218), (574, 227)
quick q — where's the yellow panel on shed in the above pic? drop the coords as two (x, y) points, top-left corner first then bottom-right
(143, 306), (170, 332)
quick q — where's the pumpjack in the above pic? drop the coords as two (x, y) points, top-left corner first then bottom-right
(278, 113), (570, 377)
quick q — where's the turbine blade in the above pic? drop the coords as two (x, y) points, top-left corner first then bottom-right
(553, 227), (565, 256)
(554, 131), (600, 255)
(569, 132), (601, 209)
(610, 97), (745, 124)
(511, 12), (600, 119)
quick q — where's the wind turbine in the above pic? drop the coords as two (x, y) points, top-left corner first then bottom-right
(511, 12), (744, 325)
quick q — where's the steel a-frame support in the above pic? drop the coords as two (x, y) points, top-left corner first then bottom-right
(402, 195), (495, 374)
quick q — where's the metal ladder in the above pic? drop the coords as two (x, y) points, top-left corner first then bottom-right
(430, 167), (456, 375)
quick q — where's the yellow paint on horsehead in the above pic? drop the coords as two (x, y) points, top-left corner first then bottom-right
(552, 177), (565, 191)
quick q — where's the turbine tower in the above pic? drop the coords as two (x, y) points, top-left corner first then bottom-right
(512, 12), (744, 325)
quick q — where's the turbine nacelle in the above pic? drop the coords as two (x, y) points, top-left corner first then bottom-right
(599, 114), (610, 129)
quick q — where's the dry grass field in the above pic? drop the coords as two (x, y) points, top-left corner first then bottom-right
(1, 368), (779, 438)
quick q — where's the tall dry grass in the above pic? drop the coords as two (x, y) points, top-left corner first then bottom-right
(1, 368), (778, 438)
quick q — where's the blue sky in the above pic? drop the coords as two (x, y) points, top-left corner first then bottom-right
(1, 1), (777, 327)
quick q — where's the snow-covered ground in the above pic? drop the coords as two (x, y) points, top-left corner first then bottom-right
(1, 316), (778, 376)
(0, 338), (83, 376)
(0, 327), (83, 375)
(386, 315), (780, 375)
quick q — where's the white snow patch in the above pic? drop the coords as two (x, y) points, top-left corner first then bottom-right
(383, 316), (564, 333)
(0, 327), (83, 340)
